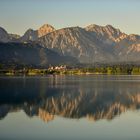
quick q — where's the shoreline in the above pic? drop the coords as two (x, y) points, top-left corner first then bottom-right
(0, 66), (140, 76)
(0, 72), (140, 77)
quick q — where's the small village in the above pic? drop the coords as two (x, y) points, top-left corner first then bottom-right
(48, 65), (67, 71)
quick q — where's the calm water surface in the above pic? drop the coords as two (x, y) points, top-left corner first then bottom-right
(0, 75), (140, 140)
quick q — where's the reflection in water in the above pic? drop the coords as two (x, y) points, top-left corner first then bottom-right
(0, 75), (140, 123)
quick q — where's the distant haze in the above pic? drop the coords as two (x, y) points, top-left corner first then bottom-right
(0, 0), (140, 35)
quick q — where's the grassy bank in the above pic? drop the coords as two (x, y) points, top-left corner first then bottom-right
(1, 66), (140, 76)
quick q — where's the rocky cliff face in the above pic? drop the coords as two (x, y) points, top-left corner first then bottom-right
(20, 29), (38, 42)
(38, 24), (55, 37)
(85, 24), (140, 62)
(0, 27), (11, 42)
(85, 24), (125, 43)
(0, 27), (20, 42)
(39, 24), (140, 63)
(20, 24), (55, 42)
(39, 27), (116, 63)
(1, 23), (140, 64)
(114, 34), (140, 61)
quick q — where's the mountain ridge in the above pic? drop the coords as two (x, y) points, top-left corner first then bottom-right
(0, 23), (140, 64)
(0, 42), (78, 68)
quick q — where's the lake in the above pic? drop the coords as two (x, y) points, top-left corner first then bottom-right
(0, 75), (140, 140)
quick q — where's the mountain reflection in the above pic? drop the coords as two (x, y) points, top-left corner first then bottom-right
(0, 75), (140, 123)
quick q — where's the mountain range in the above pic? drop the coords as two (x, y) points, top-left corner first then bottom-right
(0, 23), (140, 67)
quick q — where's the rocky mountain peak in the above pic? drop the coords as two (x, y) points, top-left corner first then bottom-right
(85, 24), (125, 42)
(38, 24), (55, 37)
(85, 24), (103, 32)
(105, 24), (122, 36)
(127, 34), (140, 41)
(0, 27), (10, 42)
(0, 27), (7, 33)
(20, 28), (38, 42)
(1, 23), (140, 64)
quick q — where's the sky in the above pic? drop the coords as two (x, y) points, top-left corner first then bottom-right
(0, 0), (140, 35)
